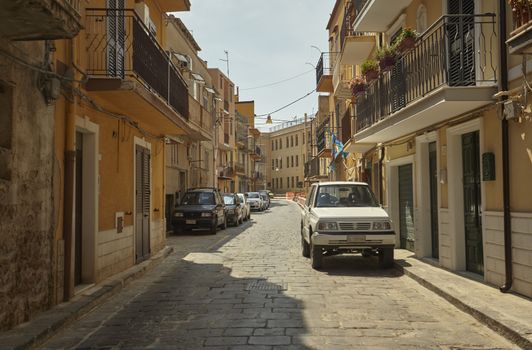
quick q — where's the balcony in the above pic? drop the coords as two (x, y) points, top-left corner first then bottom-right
(339, 9), (375, 66)
(157, 0), (191, 12)
(333, 61), (355, 99)
(316, 52), (334, 93)
(354, 14), (497, 144)
(305, 157), (328, 180)
(218, 165), (234, 179)
(316, 116), (332, 158)
(507, 1), (532, 54)
(353, 0), (413, 32)
(85, 9), (189, 134)
(188, 96), (213, 141)
(0, 0), (82, 40)
(235, 163), (245, 175)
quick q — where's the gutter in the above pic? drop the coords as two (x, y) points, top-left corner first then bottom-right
(499, 0), (513, 293)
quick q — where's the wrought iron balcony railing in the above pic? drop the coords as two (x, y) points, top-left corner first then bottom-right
(304, 157), (322, 178)
(235, 163), (245, 174)
(356, 14), (497, 133)
(316, 116), (331, 155)
(510, 0), (532, 34)
(85, 9), (189, 119)
(316, 52), (334, 85)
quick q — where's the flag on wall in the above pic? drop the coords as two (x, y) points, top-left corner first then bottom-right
(329, 131), (348, 172)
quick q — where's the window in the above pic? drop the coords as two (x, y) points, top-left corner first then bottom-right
(296, 155), (299, 167)
(219, 76), (223, 89)
(280, 178), (283, 188)
(302, 133), (305, 144)
(416, 4), (428, 34)
(272, 159), (274, 169)
(280, 159), (282, 169)
(291, 177), (294, 188)
(286, 157), (289, 168)
(275, 139), (278, 150)
(287, 177), (290, 188)
(296, 176), (300, 188)
(279, 139), (282, 149)
(286, 136), (289, 148)
(271, 140), (274, 150)
(303, 154), (305, 163)
(295, 135), (298, 146)
(291, 156), (294, 167)
(315, 184), (379, 208)
(275, 159), (278, 168)
(290, 135), (293, 147)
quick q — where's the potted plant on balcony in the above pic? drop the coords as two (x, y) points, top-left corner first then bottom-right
(361, 59), (379, 82)
(349, 76), (367, 96)
(508, 0), (530, 28)
(376, 46), (397, 71)
(395, 28), (418, 54)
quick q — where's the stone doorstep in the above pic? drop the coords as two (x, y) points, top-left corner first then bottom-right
(0, 246), (174, 350)
(395, 250), (532, 350)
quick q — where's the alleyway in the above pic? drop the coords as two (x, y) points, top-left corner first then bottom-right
(40, 200), (517, 350)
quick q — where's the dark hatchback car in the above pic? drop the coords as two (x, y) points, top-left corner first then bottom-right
(172, 188), (227, 234)
(223, 193), (243, 226)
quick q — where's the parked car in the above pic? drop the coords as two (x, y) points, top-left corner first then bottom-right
(172, 188), (227, 234)
(267, 190), (274, 199)
(259, 192), (270, 210)
(237, 193), (251, 221)
(223, 193), (243, 226)
(300, 181), (395, 269)
(246, 192), (263, 211)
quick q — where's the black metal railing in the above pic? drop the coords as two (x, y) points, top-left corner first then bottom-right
(85, 9), (189, 119)
(341, 110), (352, 144)
(510, 0), (532, 33)
(356, 14), (497, 133)
(316, 52), (333, 85)
(316, 116), (331, 154)
(305, 157), (322, 178)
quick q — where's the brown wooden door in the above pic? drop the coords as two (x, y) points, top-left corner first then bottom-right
(462, 131), (483, 274)
(398, 164), (415, 251)
(429, 142), (439, 259)
(135, 145), (151, 263)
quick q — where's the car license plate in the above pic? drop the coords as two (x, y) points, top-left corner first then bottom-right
(348, 235), (365, 243)
(186, 220), (196, 225)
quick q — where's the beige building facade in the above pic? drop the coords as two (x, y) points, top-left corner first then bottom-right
(318, 0), (532, 297)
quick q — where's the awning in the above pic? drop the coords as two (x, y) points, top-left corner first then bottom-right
(191, 73), (205, 83)
(172, 52), (189, 64)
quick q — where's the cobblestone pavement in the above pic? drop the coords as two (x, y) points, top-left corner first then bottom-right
(40, 200), (518, 350)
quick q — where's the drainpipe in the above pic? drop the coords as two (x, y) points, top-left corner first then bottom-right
(378, 146), (385, 206)
(499, 0), (513, 293)
(63, 37), (78, 300)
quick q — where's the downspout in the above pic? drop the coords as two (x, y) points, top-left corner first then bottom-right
(63, 37), (78, 300)
(499, 0), (513, 293)
(378, 146), (385, 206)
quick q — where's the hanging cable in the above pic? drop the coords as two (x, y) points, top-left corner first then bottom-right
(255, 89), (316, 118)
(240, 69), (314, 91)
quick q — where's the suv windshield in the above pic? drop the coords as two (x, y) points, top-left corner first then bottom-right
(223, 195), (235, 205)
(181, 192), (215, 205)
(315, 185), (378, 208)
(247, 192), (260, 199)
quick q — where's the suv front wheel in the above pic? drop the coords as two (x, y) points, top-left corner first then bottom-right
(301, 225), (310, 258)
(311, 239), (322, 269)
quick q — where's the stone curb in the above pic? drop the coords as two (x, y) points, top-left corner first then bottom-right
(395, 260), (531, 350)
(0, 246), (174, 350)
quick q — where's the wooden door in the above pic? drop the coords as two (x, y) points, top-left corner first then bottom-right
(429, 142), (439, 259)
(135, 145), (151, 263)
(462, 131), (483, 274)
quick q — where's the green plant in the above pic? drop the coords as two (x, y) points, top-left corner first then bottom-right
(376, 46), (396, 60)
(361, 59), (379, 75)
(398, 27), (418, 40)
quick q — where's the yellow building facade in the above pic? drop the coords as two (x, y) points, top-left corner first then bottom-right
(320, 0), (532, 297)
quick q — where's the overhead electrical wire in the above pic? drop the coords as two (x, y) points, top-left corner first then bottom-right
(255, 89), (316, 119)
(240, 69), (314, 91)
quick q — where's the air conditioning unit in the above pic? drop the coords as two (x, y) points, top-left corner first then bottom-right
(134, 2), (150, 28)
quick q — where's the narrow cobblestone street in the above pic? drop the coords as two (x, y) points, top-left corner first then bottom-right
(40, 200), (518, 350)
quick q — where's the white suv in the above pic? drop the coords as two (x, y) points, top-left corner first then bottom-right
(300, 181), (395, 269)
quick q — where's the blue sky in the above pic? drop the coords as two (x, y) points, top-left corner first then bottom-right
(175, 0), (333, 131)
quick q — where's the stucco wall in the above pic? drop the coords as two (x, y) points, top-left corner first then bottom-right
(0, 40), (55, 331)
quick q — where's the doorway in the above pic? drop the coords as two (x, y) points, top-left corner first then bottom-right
(429, 142), (439, 259)
(462, 131), (483, 274)
(135, 145), (151, 263)
(398, 164), (415, 251)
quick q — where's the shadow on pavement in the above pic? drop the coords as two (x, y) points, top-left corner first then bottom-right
(43, 259), (312, 349)
(313, 254), (404, 278)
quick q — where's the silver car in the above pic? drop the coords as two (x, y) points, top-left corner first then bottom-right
(245, 192), (263, 211)
(237, 193), (251, 221)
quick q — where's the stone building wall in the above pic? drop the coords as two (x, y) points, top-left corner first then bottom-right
(0, 39), (56, 331)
